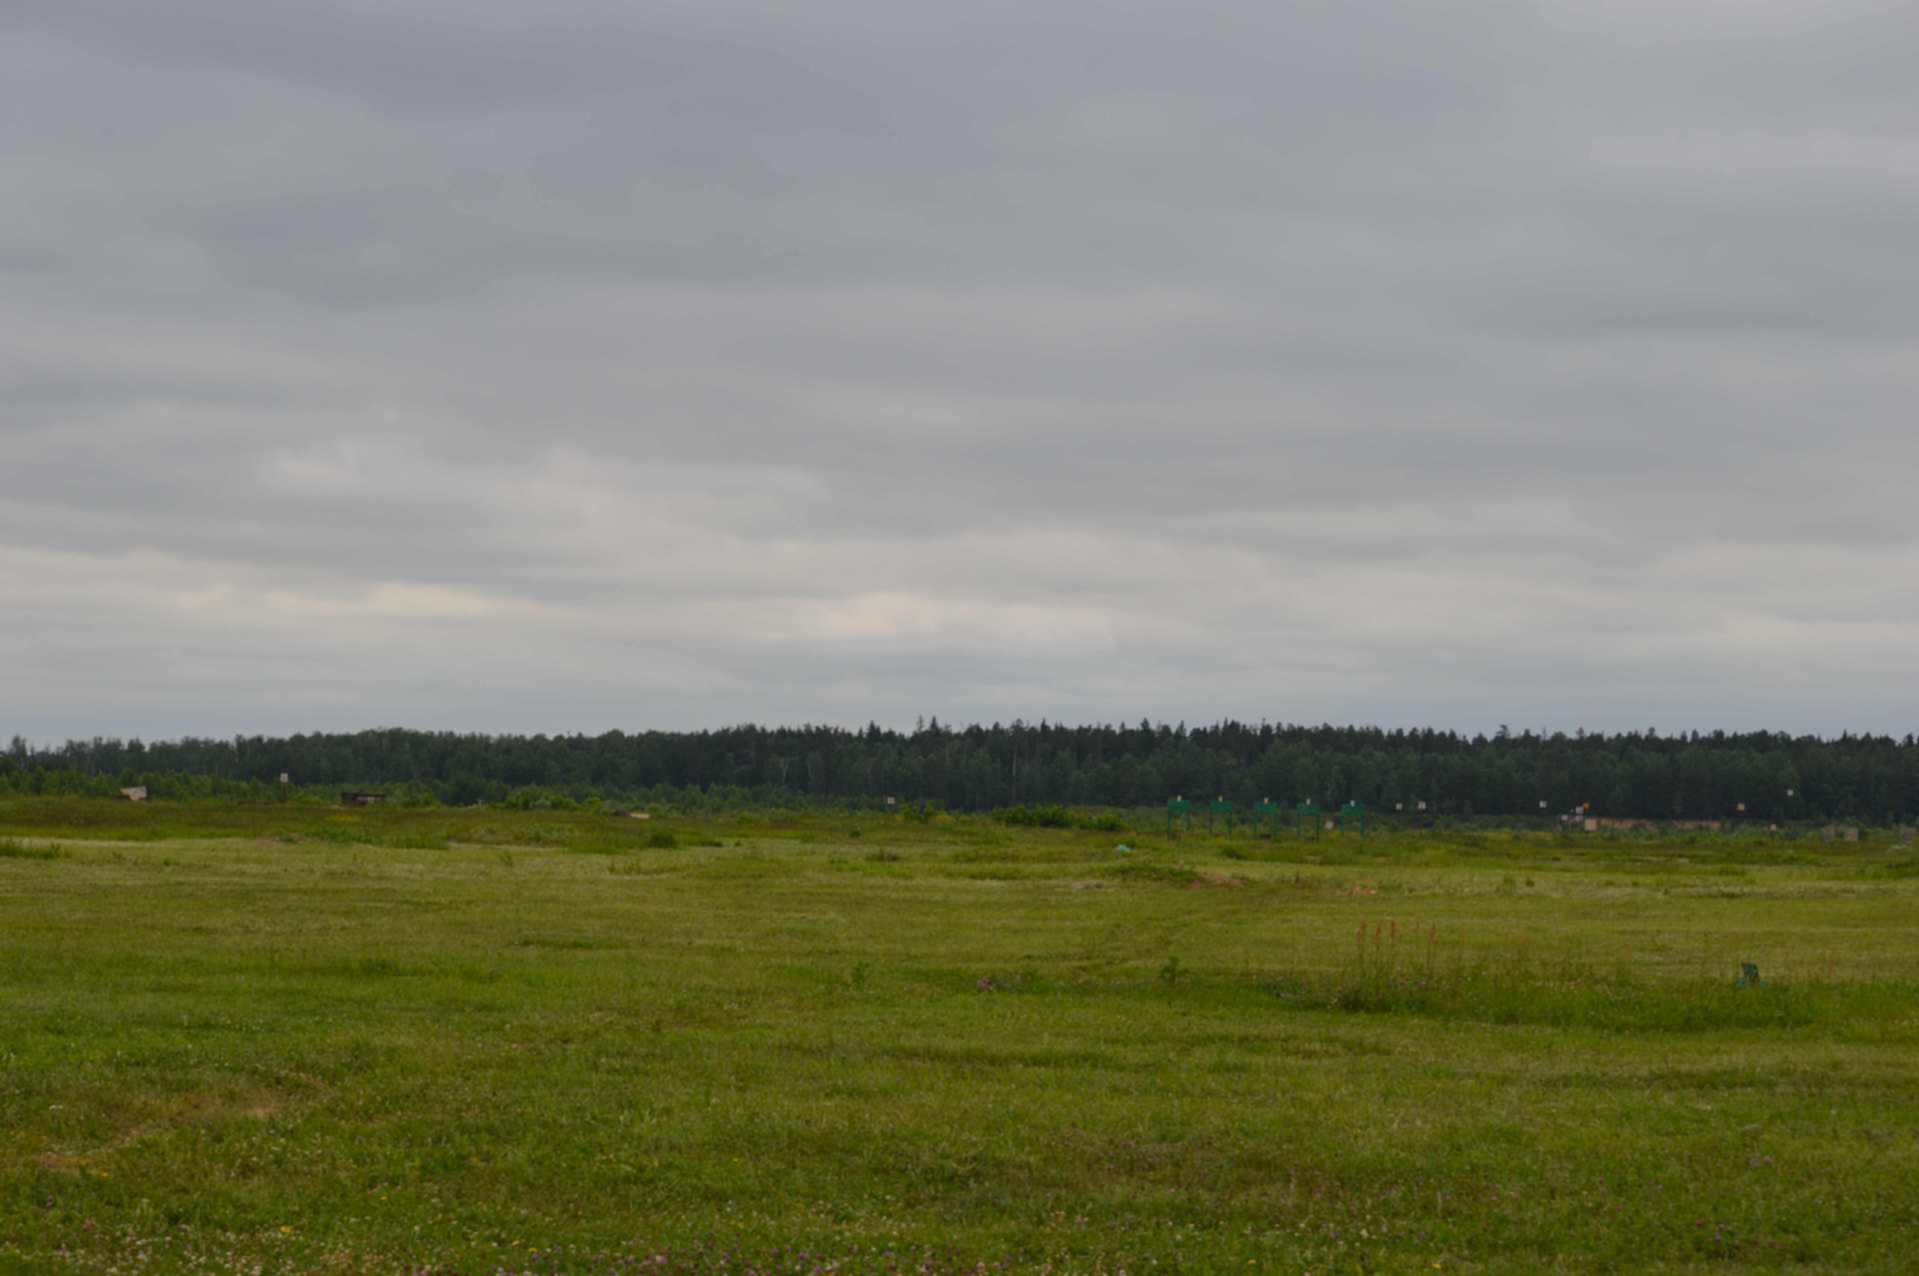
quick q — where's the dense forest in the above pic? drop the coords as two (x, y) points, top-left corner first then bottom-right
(4, 722), (1917, 821)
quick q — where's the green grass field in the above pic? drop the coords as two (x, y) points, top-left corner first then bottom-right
(2, 801), (1916, 1273)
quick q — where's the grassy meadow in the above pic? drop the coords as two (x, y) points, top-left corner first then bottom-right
(1, 800), (1916, 1273)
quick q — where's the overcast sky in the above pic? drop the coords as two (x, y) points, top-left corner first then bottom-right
(4, 0), (1916, 741)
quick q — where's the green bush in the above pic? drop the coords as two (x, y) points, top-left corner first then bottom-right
(999, 804), (1073, 828)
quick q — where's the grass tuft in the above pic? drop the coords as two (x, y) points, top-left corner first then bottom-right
(1103, 860), (1203, 886)
(0, 836), (63, 860)
(1261, 923), (1911, 1032)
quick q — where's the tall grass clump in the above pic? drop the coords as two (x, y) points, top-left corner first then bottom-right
(998, 804), (1129, 832)
(1104, 861), (1204, 887)
(998, 804), (1074, 828)
(0, 837), (64, 860)
(1269, 921), (1894, 1032)
(382, 832), (450, 850)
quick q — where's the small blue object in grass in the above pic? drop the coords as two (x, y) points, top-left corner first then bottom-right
(1115, 843), (1132, 855)
(1735, 962), (1764, 988)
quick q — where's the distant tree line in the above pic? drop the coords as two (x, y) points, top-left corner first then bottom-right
(4, 722), (1917, 821)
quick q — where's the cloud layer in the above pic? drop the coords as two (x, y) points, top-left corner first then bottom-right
(5, 0), (1916, 738)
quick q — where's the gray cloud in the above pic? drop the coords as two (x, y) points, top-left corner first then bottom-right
(3, 0), (1917, 740)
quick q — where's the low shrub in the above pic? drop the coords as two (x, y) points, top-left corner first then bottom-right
(998, 805), (1073, 828)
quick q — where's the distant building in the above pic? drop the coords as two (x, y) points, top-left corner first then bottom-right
(340, 791), (386, 807)
(118, 786), (148, 802)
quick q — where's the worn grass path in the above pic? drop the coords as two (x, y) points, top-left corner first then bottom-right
(2, 804), (1916, 1272)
